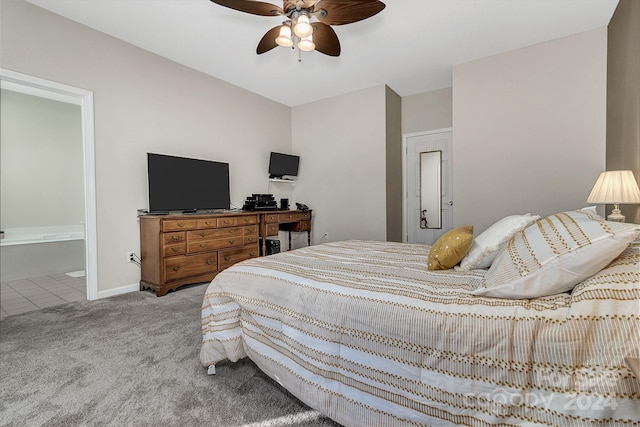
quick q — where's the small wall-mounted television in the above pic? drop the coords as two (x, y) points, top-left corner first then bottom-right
(147, 153), (230, 212)
(268, 152), (300, 178)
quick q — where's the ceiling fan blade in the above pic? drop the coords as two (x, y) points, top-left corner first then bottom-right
(311, 22), (340, 57)
(257, 26), (282, 54)
(210, 0), (283, 17)
(315, 0), (385, 25)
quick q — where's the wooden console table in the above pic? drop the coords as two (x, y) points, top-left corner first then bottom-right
(258, 210), (312, 255)
(139, 211), (259, 296)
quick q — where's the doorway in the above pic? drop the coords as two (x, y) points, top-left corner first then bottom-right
(403, 129), (453, 245)
(0, 68), (98, 300)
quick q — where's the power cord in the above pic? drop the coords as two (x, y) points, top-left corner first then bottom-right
(129, 252), (141, 267)
(314, 233), (329, 245)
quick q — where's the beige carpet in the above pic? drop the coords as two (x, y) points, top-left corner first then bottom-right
(0, 283), (340, 427)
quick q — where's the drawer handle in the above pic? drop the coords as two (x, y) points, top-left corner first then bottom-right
(171, 247), (179, 253)
(200, 232), (206, 237)
(222, 220), (230, 225)
(206, 259), (213, 265)
(224, 256), (231, 262)
(250, 251), (257, 257)
(228, 230), (235, 234)
(243, 218), (249, 223)
(229, 239), (235, 245)
(204, 221), (212, 226)
(199, 243), (208, 248)
(246, 237), (254, 242)
(171, 235), (180, 241)
(177, 222), (185, 227)
(172, 266), (181, 272)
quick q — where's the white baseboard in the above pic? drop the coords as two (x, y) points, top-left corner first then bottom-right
(96, 283), (139, 300)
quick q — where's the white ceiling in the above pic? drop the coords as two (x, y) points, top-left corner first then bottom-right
(25, 0), (619, 107)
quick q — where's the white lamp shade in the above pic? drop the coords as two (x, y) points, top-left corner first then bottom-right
(293, 14), (313, 38)
(275, 25), (293, 47)
(587, 170), (640, 204)
(298, 34), (315, 52)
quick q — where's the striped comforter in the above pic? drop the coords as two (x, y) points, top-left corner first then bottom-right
(200, 240), (640, 426)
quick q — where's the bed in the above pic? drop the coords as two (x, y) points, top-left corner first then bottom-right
(200, 210), (640, 426)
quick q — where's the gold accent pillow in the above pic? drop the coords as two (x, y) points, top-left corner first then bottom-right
(428, 226), (474, 270)
(475, 210), (640, 298)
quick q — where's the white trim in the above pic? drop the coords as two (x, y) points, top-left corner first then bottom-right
(1, 80), (81, 105)
(0, 68), (99, 300)
(402, 127), (453, 242)
(97, 283), (140, 300)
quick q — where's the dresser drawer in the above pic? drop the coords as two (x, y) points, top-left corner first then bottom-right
(163, 232), (186, 244)
(218, 244), (259, 270)
(217, 216), (257, 227)
(162, 219), (196, 232)
(187, 236), (242, 253)
(217, 217), (236, 228)
(265, 223), (279, 236)
(164, 253), (217, 282)
(263, 213), (279, 223)
(290, 220), (311, 232)
(163, 243), (185, 257)
(188, 227), (243, 241)
(244, 234), (258, 245)
(196, 218), (217, 229)
(299, 211), (311, 221)
(238, 215), (258, 226)
(278, 213), (298, 223)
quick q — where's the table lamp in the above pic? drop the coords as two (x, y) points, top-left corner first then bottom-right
(586, 170), (640, 222)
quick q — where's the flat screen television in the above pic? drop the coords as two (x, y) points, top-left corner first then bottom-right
(147, 153), (230, 212)
(268, 152), (300, 178)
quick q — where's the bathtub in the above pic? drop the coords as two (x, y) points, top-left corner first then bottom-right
(0, 225), (85, 246)
(0, 225), (85, 281)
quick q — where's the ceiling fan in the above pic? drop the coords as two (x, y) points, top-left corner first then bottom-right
(210, 0), (386, 57)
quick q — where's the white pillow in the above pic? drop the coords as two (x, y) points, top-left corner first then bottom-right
(474, 210), (640, 299)
(580, 206), (603, 219)
(458, 214), (539, 270)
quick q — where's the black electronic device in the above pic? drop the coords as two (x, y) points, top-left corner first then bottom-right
(280, 198), (289, 210)
(243, 194), (278, 211)
(260, 238), (281, 256)
(147, 153), (230, 212)
(268, 152), (300, 179)
(296, 202), (309, 211)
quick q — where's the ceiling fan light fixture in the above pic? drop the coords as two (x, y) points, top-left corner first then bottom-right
(293, 14), (313, 38)
(275, 24), (293, 47)
(298, 34), (315, 52)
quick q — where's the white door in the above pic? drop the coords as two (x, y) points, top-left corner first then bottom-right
(404, 130), (453, 245)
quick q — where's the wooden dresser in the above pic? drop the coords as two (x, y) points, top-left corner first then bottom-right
(139, 211), (259, 296)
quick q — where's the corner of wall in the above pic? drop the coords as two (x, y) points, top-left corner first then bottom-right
(607, 0), (640, 223)
(385, 86), (403, 242)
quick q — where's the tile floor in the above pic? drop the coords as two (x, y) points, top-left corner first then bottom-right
(1, 272), (86, 320)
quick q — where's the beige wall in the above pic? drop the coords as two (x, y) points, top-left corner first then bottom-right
(402, 87), (453, 134)
(0, 1), (292, 294)
(292, 86), (388, 244)
(0, 1), (615, 295)
(1, 89), (84, 228)
(452, 28), (608, 233)
(607, 0), (640, 224)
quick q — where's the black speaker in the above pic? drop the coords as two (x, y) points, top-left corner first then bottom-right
(280, 198), (289, 210)
(260, 238), (281, 256)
